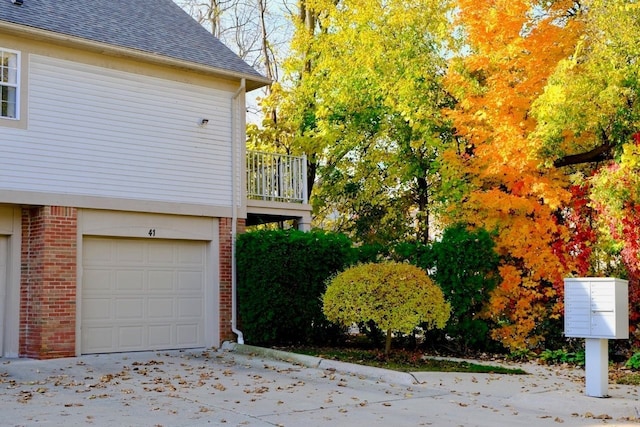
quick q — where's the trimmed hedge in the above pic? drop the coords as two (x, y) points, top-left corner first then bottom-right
(236, 229), (354, 346)
(236, 225), (501, 353)
(424, 224), (500, 352)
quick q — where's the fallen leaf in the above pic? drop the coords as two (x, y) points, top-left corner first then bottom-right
(18, 391), (33, 403)
(593, 414), (612, 420)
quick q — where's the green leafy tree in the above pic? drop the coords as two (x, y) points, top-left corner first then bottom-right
(252, 0), (456, 244)
(323, 262), (450, 356)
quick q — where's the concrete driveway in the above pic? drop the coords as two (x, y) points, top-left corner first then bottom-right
(1, 344), (639, 426)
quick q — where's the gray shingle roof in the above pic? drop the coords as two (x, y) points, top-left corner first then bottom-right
(0, 0), (269, 86)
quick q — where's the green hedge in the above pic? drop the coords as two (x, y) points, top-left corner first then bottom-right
(357, 226), (500, 352)
(236, 229), (354, 346)
(236, 225), (501, 353)
(424, 224), (500, 352)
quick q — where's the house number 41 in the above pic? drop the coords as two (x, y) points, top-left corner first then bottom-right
(148, 229), (156, 237)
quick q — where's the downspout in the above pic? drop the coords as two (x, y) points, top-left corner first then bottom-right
(231, 78), (246, 344)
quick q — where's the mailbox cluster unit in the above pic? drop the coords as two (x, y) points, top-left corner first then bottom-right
(564, 277), (629, 340)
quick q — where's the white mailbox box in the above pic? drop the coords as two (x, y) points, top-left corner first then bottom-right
(564, 277), (629, 398)
(564, 277), (629, 339)
(564, 277), (628, 339)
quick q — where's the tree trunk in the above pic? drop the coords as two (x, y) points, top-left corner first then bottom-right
(385, 328), (392, 357)
(416, 176), (430, 244)
(553, 142), (614, 167)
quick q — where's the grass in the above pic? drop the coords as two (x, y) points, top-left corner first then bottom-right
(288, 347), (527, 375)
(615, 373), (640, 385)
(281, 343), (640, 383)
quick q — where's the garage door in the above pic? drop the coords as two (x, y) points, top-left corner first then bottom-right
(81, 237), (207, 354)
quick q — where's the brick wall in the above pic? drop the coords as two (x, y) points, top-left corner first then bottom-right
(20, 206), (77, 359)
(219, 217), (245, 343)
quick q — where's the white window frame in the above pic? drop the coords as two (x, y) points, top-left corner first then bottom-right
(0, 48), (20, 120)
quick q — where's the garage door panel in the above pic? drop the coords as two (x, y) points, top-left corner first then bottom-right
(149, 298), (174, 318)
(115, 298), (144, 319)
(179, 244), (205, 264)
(83, 240), (113, 263)
(149, 325), (172, 347)
(83, 269), (112, 291)
(179, 271), (204, 290)
(148, 271), (175, 291)
(83, 327), (114, 352)
(176, 325), (199, 345)
(178, 298), (202, 318)
(148, 245), (175, 264)
(119, 326), (144, 349)
(82, 237), (207, 354)
(116, 241), (145, 263)
(116, 270), (145, 291)
(83, 298), (111, 320)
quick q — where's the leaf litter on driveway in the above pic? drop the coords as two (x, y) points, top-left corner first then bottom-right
(0, 349), (639, 426)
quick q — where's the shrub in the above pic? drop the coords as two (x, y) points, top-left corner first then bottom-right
(539, 348), (585, 366)
(424, 224), (500, 353)
(236, 229), (354, 346)
(323, 261), (450, 356)
(626, 352), (640, 370)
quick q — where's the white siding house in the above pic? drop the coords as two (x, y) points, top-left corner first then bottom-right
(0, 0), (308, 359)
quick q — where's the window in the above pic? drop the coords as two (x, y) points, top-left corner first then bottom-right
(0, 49), (19, 119)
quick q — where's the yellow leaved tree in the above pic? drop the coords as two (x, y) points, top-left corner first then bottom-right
(323, 262), (450, 356)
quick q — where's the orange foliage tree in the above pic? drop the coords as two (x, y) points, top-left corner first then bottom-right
(442, 1), (586, 350)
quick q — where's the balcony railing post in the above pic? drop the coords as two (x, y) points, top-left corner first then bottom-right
(302, 154), (308, 204)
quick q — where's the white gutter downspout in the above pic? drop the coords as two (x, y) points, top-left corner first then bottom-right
(231, 78), (246, 344)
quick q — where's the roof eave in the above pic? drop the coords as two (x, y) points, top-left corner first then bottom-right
(0, 20), (272, 91)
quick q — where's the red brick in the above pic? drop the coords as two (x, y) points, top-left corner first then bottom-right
(218, 217), (245, 343)
(20, 206), (77, 359)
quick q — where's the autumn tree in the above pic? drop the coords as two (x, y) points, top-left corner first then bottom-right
(251, 0), (456, 243)
(442, 0), (585, 350)
(323, 262), (450, 356)
(530, 0), (640, 344)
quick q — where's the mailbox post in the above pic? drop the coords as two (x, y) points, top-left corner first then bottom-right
(564, 278), (629, 398)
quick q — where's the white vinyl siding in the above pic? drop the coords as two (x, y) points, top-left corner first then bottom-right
(0, 55), (235, 208)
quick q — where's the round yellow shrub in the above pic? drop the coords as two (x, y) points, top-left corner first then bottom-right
(323, 261), (450, 338)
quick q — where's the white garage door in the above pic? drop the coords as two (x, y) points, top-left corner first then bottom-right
(81, 237), (207, 354)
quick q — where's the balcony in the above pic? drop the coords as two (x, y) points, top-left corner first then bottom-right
(245, 151), (311, 229)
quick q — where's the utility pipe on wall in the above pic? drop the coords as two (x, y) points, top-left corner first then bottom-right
(230, 78), (246, 344)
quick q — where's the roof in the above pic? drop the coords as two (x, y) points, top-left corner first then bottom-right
(0, 0), (270, 89)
